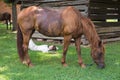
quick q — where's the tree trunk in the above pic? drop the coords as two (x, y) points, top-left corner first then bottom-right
(12, 2), (17, 31)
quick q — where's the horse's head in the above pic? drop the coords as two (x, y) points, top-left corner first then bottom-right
(91, 40), (105, 69)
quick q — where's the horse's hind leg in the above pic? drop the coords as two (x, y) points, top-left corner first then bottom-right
(22, 30), (34, 67)
(61, 35), (72, 66)
(5, 20), (8, 30)
(74, 37), (86, 68)
(9, 19), (11, 30)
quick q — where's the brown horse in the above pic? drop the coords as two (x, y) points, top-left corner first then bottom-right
(0, 12), (12, 30)
(17, 6), (105, 69)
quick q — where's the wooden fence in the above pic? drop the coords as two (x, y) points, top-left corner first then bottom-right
(89, 0), (120, 41)
(89, 0), (120, 26)
(20, 0), (89, 16)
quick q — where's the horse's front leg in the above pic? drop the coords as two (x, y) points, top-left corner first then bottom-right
(75, 37), (86, 68)
(61, 35), (72, 67)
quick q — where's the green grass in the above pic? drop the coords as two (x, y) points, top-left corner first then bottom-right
(0, 24), (120, 80)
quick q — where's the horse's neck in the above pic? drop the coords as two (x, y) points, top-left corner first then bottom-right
(82, 18), (100, 47)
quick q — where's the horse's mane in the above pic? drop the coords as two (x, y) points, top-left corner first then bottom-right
(80, 16), (100, 47)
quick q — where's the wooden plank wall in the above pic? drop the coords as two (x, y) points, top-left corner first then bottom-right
(19, 0), (89, 42)
(89, 0), (120, 40)
(20, 0), (89, 16)
(89, 0), (120, 26)
(18, 0), (120, 42)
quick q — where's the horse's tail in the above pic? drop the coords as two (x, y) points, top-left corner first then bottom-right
(17, 24), (24, 61)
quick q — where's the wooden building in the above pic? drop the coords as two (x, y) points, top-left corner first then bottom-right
(12, 0), (120, 42)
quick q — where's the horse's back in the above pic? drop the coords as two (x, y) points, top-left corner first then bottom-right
(18, 6), (82, 37)
(35, 7), (63, 36)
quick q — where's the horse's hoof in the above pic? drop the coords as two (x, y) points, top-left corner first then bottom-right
(81, 64), (86, 68)
(62, 63), (68, 67)
(28, 63), (34, 67)
(22, 61), (33, 67)
(22, 60), (27, 65)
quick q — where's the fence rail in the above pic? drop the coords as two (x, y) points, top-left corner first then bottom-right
(89, 0), (120, 26)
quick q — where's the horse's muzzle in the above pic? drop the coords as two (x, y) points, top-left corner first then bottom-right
(97, 63), (105, 69)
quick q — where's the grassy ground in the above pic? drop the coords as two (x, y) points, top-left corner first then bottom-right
(0, 24), (120, 80)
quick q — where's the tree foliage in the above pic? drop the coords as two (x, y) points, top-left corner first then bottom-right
(4, 0), (14, 3)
